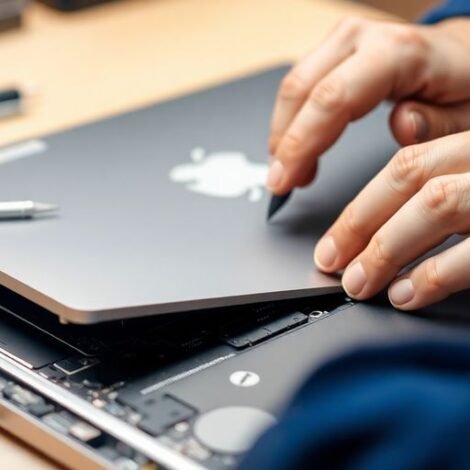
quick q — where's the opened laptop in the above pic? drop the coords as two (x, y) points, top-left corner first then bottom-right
(0, 66), (468, 470)
(0, 66), (397, 324)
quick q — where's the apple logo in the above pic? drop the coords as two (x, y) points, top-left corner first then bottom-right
(169, 147), (269, 202)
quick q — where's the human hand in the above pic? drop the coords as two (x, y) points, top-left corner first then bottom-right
(267, 17), (470, 309)
(315, 130), (469, 310)
(267, 17), (470, 194)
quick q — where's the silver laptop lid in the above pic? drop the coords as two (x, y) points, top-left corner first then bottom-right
(0, 66), (397, 323)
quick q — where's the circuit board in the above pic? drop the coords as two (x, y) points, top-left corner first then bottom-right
(0, 285), (350, 469)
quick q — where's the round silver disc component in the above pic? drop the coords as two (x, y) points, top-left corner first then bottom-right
(229, 370), (260, 387)
(193, 406), (276, 455)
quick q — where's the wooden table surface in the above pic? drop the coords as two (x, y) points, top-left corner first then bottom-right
(0, 0), (392, 467)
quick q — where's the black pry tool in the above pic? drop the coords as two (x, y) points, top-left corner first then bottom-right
(267, 192), (292, 221)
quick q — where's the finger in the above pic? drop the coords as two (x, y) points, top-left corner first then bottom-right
(421, 20), (470, 103)
(269, 17), (363, 154)
(268, 22), (437, 194)
(388, 236), (470, 310)
(315, 131), (470, 273)
(341, 173), (470, 300)
(269, 46), (409, 194)
(391, 100), (470, 146)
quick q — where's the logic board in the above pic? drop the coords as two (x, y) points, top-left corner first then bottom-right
(0, 285), (350, 469)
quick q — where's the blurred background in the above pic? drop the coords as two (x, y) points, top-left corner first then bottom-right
(2, 0), (439, 25)
(0, 0), (442, 147)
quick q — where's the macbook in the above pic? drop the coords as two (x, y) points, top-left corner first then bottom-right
(0, 67), (468, 470)
(0, 66), (396, 323)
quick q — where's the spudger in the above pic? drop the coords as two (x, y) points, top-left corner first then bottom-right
(267, 191), (292, 221)
(0, 201), (58, 220)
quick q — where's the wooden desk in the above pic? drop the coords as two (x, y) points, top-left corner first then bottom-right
(0, 0), (392, 467)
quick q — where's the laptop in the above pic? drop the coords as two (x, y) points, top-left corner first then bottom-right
(0, 66), (395, 324)
(0, 66), (468, 470)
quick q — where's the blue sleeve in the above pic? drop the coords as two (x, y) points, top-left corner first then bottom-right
(238, 340), (470, 470)
(421, 0), (470, 23)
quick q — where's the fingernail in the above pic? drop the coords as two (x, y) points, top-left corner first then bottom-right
(389, 278), (415, 306)
(343, 262), (367, 297)
(409, 110), (428, 142)
(314, 236), (338, 270)
(267, 160), (284, 190)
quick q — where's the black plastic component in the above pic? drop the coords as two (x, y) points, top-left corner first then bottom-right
(38, 0), (118, 11)
(137, 395), (196, 437)
(224, 328), (271, 349)
(54, 356), (100, 375)
(0, 304), (72, 368)
(69, 363), (125, 390)
(222, 312), (308, 349)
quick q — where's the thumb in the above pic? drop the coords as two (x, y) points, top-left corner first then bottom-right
(390, 100), (470, 146)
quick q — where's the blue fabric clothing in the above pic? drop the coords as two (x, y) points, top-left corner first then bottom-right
(422, 0), (470, 24)
(239, 341), (470, 470)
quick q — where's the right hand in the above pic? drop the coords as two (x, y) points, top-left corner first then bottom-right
(267, 17), (470, 195)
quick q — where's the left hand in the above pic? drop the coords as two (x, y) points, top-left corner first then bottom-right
(314, 131), (470, 310)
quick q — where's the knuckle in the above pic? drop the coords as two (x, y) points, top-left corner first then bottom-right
(281, 133), (305, 162)
(388, 25), (427, 51)
(369, 234), (395, 269)
(423, 257), (445, 292)
(388, 144), (426, 194)
(336, 16), (365, 34)
(309, 76), (347, 113)
(420, 176), (462, 221)
(342, 203), (368, 238)
(279, 72), (308, 101)
(387, 25), (429, 73)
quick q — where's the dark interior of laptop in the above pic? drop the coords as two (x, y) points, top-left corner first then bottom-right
(0, 282), (351, 468)
(1, 278), (469, 469)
